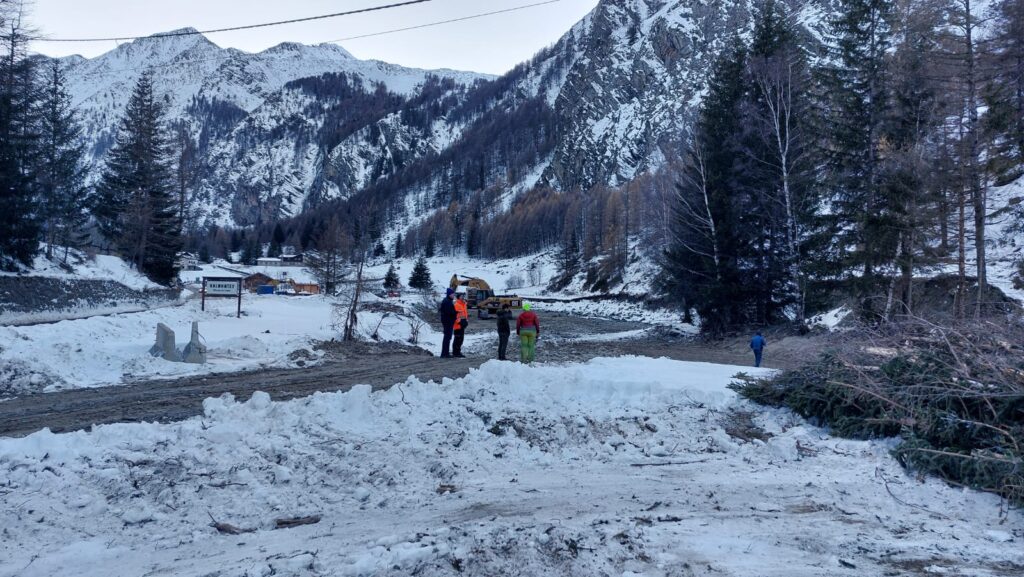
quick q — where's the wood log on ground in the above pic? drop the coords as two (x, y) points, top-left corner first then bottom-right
(274, 515), (321, 529)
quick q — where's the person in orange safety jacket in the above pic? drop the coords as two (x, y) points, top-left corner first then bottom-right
(452, 293), (469, 358)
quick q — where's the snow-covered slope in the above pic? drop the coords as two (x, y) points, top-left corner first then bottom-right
(317, 0), (835, 239)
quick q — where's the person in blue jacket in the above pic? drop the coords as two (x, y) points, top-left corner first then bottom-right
(438, 288), (457, 358)
(750, 331), (766, 367)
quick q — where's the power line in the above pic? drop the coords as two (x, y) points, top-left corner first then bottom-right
(42, 0), (572, 83)
(35, 0), (436, 43)
(325, 0), (567, 43)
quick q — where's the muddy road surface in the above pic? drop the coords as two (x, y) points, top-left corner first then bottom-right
(0, 311), (819, 438)
(0, 345), (470, 438)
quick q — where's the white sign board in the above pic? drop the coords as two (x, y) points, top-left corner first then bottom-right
(206, 280), (240, 296)
(202, 277), (244, 318)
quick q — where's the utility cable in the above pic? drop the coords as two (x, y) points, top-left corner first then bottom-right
(325, 0), (566, 43)
(37, 0), (571, 82)
(35, 0), (436, 43)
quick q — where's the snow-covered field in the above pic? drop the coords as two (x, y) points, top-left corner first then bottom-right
(1, 247), (680, 394)
(0, 294), (339, 393)
(2, 357), (1019, 577)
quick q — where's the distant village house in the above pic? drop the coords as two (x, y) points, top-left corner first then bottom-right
(176, 252), (200, 270)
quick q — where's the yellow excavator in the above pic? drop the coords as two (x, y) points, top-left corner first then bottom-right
(449, 275), (523, 318)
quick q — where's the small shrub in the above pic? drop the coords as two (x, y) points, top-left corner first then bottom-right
(505, 273), (525, 291)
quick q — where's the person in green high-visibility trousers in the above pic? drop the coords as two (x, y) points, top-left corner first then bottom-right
(515, 302), (540, 363)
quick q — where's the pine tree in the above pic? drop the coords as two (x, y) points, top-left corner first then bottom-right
(744, 0), (820, 324)
(661, 40), (750, 335)
(239, 238), (258, 265)
(37, 59), (88, 262)
(198, 243), (211, 264)
(383, 263), (401, 290)
(425, 232), (436, 258)
(558, 227), (580, 278)
(820, 0), (898, 319)
(949, 0), (988, 319)
(267, 236), (282, 258)
(408, 256), (433, 291)
(93, 72), (182, 285)
(882, 0), (947, 318)
(393, 233), (403, 259)
(0, 5), (41, 269)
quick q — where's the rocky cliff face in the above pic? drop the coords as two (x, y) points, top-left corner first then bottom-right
(61, 1), (827, 230)
(543, 0), (752, 189)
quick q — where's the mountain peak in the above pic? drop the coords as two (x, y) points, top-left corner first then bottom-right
(148, 27), (202, 39)
(135, 27), (219, 52)
(260, 41), (353, 60)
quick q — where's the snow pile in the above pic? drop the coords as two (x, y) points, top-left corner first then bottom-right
(1, 358), (1019, 577)
(808, 306), (852, 330)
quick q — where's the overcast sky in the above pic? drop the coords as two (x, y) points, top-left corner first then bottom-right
(29, 0), (599, 75)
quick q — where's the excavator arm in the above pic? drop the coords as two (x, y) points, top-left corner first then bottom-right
(449, 274), (521, 318)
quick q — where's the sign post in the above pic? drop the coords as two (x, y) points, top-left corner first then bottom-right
(202, 277), (243, 318)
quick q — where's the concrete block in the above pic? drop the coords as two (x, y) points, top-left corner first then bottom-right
(149, 323), (178, 361)
(182, 321), (207, 364)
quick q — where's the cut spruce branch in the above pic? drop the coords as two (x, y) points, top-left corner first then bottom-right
(207, 512), (255, 535)
(736, 318), (1024, 506)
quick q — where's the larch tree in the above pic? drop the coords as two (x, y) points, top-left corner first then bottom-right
(305, 217), (350, 295)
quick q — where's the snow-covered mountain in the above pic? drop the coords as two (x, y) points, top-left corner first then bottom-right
(59, 28), (491, 225)
(321, 0), (830, 236)
(60, 1), (828, 229)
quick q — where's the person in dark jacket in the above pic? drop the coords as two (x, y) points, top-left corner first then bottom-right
(750, 331), (766, 367)
(516, 303), (540, 363)
(495, 304), (513, 360)
(438, 288), (457, 358)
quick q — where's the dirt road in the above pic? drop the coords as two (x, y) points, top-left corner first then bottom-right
(0, 312), (819, 438)
(0, 348), (477, 437)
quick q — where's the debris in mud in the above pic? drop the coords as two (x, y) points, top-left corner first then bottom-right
(0, 359), (61, 396)
(487, 418), (518, 437)
(720, 409), (772, 443)
(313, 338), (432, 361)
(287, 348), (316, 367)
(363, 302), (405, 315)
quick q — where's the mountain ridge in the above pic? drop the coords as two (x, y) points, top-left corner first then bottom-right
(57, 0), (828, 230)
